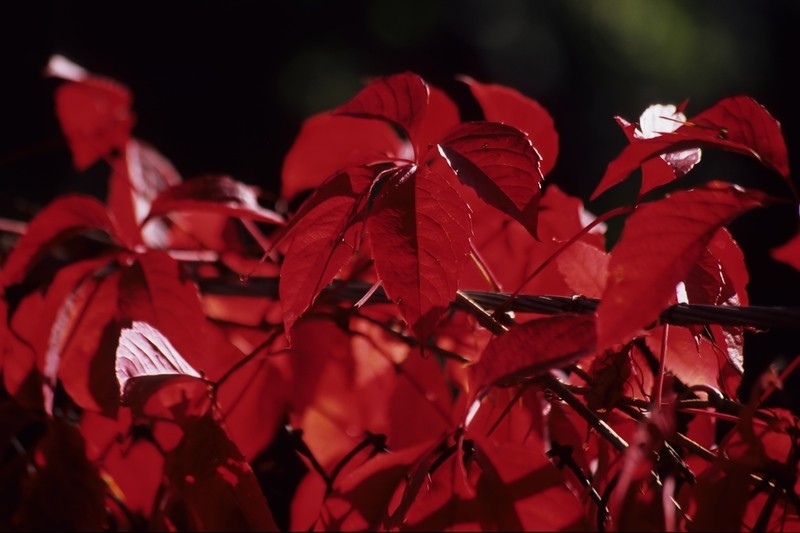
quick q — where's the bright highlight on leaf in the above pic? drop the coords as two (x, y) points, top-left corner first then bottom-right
(115, 320), (202, 398)
(593, 96), (791, 200)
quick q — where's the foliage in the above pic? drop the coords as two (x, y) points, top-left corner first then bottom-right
(1, 56), (800, 531)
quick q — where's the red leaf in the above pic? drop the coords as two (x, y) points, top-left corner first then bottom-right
(438, 121), (543, 237)
(597, 182), (767, 350)
(108, 139), (182, 247)
(592, 96), (790, 200)
(3, 256), (111, 409)
(117, 251), (242, 380)
(470, 315), (597, 392)
(279, 172), (365, 336)
(707, 227), (750, 306)
(1, 195), (122, 287)
(320, 439), (438, 531)
(54, 76), (135, 171)
(333, 71), (429, 141)
(46, 267), (121, 415)
(610, 105), (703, 198)
(366, 166), (472, 344)
(401, 435), (588, 531)
(413, 85), (461, 157)
(147, 174), (284, 226)
(280, 112), (404, 201)
(153, 412), (278, 531)
(688, 96), (790, 177)
(556, 240), (609, 298)
(460, 75), (559, 177)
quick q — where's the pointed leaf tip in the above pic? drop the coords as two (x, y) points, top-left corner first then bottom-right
(333, 71), (429, 140)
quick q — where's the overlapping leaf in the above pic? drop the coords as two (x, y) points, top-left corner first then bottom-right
(108, 139), (182, 247)
(117, 251), (242, 380)
(460, 75), (559, 177)
(438, 121), (543, 237)
(333, 71), (429, 141)
(1, 195), (122, 287)
(153, 412), (278, 531)
(592, 96), (791, 200)
(280, 112), (404, 201)
(366, 166), (472, 344)
(597, 182), (768, 350)
(277, 167), (377, 335)
(470, 314), (597, 392)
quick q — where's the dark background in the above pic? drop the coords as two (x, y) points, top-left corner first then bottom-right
(1, 0), (799, 399)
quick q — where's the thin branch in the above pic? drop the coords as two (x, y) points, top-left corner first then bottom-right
(196, 276), (800, 330)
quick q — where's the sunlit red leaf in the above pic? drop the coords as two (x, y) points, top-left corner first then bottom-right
(386, 348), (453, 450)
(592, 96), (790, 200)
(153, 412), (278, 531)
(438, 121), (543, 237)
(79, 410), (165, 516)
(280, 112), (404, 201)
(459, 184), (604, 296)
(646, 325), (742, 397)
(688, 96), (790, 178)
(333, 71), (429, 141)
(279, 173), (365, 336)
(147, 174), (284, 226)
(470, 315), (597, 392)
(215, 352), (291, 462)
(460, 75), (559, 177)
(556, 240), (609, 298)
(366, 166), (472, 344)
(707, 227), (750, 306)
(1, 195), (122, 287)
(54, 75), (135, 171)
(597, 182), (767, 350)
